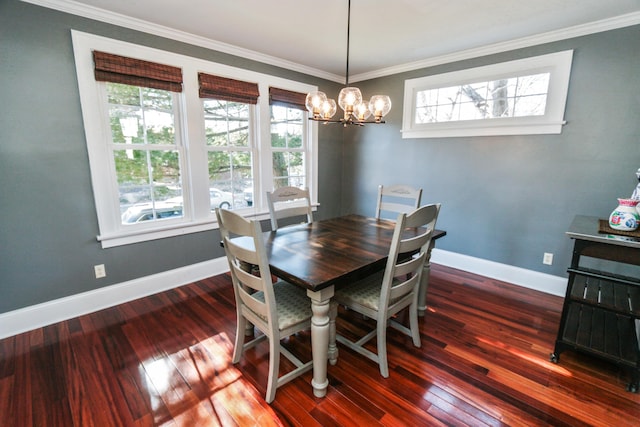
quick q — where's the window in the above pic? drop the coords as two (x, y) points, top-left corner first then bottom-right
(199, 73), (260, 211)
(108, 83), (185, 225)
(402, 50), (573, 138)
(72, 31), (317, 248)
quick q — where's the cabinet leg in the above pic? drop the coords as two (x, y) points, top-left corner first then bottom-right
(549, 352), (559, 363)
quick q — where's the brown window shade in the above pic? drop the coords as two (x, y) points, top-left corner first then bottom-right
(93, 51), (183, 92)
(198, 73), (259, 104)
(269, 87), (307, 110)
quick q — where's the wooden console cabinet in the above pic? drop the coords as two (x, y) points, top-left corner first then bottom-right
(550, 215), (640, 392)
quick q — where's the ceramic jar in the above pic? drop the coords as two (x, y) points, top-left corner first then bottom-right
(609, 198), (640, 231)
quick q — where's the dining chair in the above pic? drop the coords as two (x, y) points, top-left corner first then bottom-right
(375, 184), (422, 220)
(266, 186), (313, 230)
(333, 203), (441, 377)
(215, 208), (313, 403)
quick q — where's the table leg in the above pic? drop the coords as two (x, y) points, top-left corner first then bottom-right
(328, 301), (339, 365)
(418, 239), (436, 317)
(307, 286), (334, 398)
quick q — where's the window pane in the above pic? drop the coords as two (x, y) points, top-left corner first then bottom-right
(207, 151), (253, 209)
(107, 83), (177, 146)
(203, 99), (249, 147)
(116, 149), (183, 224)
(272, 152), (304, 184)
(271, 105), (303, 148)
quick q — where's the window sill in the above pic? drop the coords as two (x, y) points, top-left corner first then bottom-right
(401, 120), (567, 139)
(96, 205), (318, 248)
(97, 210), (273, 248)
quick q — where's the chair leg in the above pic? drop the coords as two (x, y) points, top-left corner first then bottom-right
(409, 302), (421, 348)
(265, 335), (280, 403)
(232, 314), (247, 364)
(377, 320), (389, 378)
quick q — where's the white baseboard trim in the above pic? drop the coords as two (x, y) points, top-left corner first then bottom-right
(431, 248), (568, 297)
(0, 257), (230, 340)
(0, 250), (568, 340)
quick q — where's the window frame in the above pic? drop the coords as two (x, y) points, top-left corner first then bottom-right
(72, 30), (318, 248)
(401, 50), (574, 138)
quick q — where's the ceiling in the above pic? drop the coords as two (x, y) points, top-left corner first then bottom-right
(27, 0), (640, 82)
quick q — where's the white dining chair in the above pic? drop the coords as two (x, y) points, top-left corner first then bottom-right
(266, 186), (313, 230)
(333, 203), (441, 377)
(216, 208), (313, 403)
(375, 184), (422, 220)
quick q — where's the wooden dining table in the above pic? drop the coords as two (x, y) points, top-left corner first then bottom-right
(250, 214), (446, 398)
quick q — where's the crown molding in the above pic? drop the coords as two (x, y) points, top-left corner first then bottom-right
(21, 1), (640, 84)
(351, 11), (640, 82)
(21, 0), (344, 83)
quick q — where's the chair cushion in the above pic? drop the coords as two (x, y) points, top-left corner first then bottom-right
(252, 281), (312, 331)
(334, 271), (385, 311)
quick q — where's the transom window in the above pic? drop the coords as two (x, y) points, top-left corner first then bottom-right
(402, 50), (573, 138)
(415, 73), (550, 123)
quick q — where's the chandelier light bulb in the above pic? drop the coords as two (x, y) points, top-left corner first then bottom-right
(355, 103), (371, 121)
(322, 99), (337, 119)
(338, 87), (363, 114)
(305, 91), (328, 119)
(368, 95), (392, 122)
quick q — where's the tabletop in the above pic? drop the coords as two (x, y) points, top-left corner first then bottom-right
(567, 215), (640, 249)
(261, 214), (446, 291)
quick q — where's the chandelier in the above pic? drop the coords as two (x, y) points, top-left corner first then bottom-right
(305, 0), (391, 126)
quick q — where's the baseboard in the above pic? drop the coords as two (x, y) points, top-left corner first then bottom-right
(0, 257), (230, 340)
(431, 249), (568, 297)
(0, 250), (568, 340)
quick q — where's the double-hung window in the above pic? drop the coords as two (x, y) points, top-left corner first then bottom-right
(269, 87), (308, 190)
(402, 50), (574, 138)
(199, 73), (259, 211)
(72, 31), (317, 248)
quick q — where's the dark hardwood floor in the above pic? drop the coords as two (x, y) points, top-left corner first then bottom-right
(1, 264), (638, 426)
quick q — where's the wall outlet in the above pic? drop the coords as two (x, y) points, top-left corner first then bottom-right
(543, 253), (553, 265)
(94, 264), (106, 278)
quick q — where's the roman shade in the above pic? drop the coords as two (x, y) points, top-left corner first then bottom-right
(198, 73), (259, 104)
(269, 87), (306, 110)
(93, 51), (183, 92)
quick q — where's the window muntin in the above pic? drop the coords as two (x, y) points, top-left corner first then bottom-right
(72, 31), (318, 248)
(402, 50), (573, 138)
(271, 105), (306, 189)
(204, 99), (253, 210)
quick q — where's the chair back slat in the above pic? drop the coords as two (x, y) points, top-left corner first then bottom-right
(375, 184), (422, 220)
(267, 186), (313, 230)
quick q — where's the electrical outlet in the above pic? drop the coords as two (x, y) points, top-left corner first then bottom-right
(94, 264), (106, 278)
(543, 253), (553, 265)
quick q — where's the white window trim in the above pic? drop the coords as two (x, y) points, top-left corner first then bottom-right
(401, 50), (574, 138)
(72, 30), (318, 248)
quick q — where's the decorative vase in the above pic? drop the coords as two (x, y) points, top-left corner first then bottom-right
(609, 198), (640, 231)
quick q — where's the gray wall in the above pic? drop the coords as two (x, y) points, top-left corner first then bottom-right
(342, 25), (640, 277)
(0, 0), (342, 313)
(1, 0), (639, 315)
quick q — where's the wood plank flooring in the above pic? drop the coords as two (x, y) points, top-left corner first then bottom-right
(1, 264), (638, 426)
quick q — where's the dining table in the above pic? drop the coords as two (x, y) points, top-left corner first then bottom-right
(237, 214), (446, 398)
